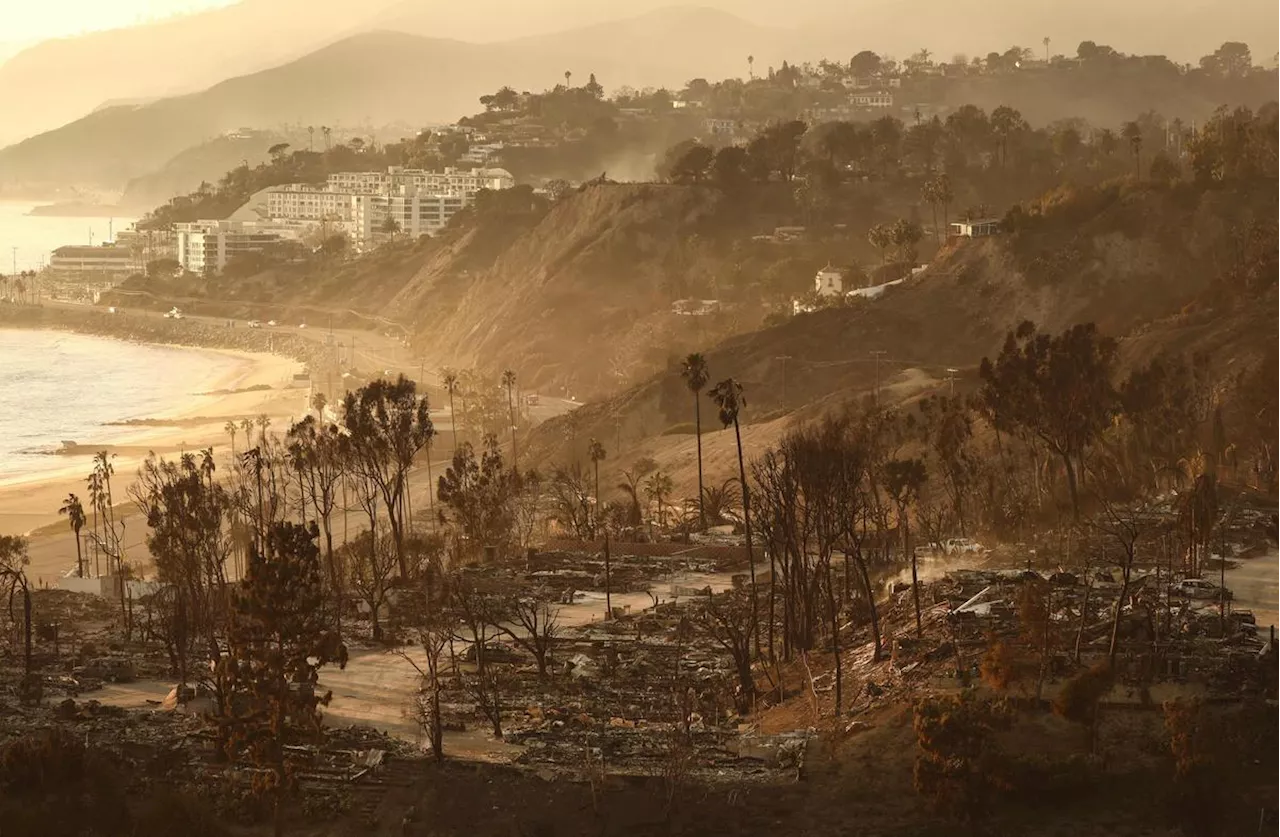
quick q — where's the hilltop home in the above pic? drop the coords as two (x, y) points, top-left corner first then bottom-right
(815, 264), (844, 297)
(950, 218), (1002, 238)
(852, 91), (894, 108)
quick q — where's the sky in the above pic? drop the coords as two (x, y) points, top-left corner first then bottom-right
(3, 0), (237, 41)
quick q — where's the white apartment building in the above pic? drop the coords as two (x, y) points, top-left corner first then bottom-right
(176, 220), (295, 275)
(351, 190), (471, 243)
(266, 184), (357, 222)
(326, 166), (515, 196)
(264, 165), (515, 250)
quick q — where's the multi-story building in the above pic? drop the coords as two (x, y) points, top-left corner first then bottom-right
(48, 245), (139, 277)
(266, 184), (357, 222)
(175, 220), (295, 275)
(264, 165), (514, 251)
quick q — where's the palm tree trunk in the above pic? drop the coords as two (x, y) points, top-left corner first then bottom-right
(733, 418), (761, 659)
(74, 530), (84, 578)
(448, 392), (458, 454)
(694, 396), (705, 531)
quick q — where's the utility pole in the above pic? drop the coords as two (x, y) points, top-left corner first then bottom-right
(870, 350), (886, 404)
(775, 355), (792, 408)
(946, 367), (959, 396)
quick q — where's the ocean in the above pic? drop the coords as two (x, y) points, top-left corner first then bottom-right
(0, 329), (242, 483)
(0, 201), (136, 273)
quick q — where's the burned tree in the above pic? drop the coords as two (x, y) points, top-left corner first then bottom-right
(130, 452), (234, 683)
(437, 436), (518, 560)
(220, 522), (345, 836)
(979, 321), (1119, 518)
(493, 589), (561, 677)
(696, 588), (756, 716)
(343, 376), (434, 577)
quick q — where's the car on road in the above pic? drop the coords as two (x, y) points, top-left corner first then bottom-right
(107, 306), (118, 314)
(1171, 578), (1231, 600)
(163, 307), (183, 319)
(298, 323), (307, 329)
(266, 320), (278, 327)
(247, 320), (261, 328)
(944, 538), (987, 555)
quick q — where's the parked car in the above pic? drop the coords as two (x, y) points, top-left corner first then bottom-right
(247, 320), (261, 328)
(1172, 578), (1231, 600)
(298, 322), (307, 329)
(163, 307), (183, 319)
(266, 319), (278, 327)
(943, 538), (987, 555)
(106, 306), (118, 314)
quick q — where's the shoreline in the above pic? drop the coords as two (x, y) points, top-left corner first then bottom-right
(0, 329), (305, 580)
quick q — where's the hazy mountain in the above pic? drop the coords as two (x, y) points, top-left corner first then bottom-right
(0, 4), (794, 195)
(0, 0), (398, 147)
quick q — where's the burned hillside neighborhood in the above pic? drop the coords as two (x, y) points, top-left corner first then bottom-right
(0, 5), (1277, 836)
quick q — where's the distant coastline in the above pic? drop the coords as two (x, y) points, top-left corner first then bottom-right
(27, 201), (131, 218)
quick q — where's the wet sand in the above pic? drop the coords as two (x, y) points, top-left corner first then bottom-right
(0, 346), (304, 583)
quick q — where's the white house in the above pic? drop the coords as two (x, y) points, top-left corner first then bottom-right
(852, 91), (894, 108)
(950, 218), (1001, 238)
(815, 264), (844, 297)
(175, 220), (296, 275)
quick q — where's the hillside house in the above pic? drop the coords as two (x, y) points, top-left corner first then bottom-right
(852, 91), (894, 108)
(815, 264), (844, 297)
(950, 218), (1001, 238)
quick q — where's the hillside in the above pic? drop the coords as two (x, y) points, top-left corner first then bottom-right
(522, 178), (1278, 488)
(0, 0), (391, 149)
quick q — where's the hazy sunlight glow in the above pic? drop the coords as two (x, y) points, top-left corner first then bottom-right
(4, 0), (239, 41)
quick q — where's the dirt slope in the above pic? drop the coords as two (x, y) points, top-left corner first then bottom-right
(524, 179), (1278, 491)
(389, 183), (750, 395)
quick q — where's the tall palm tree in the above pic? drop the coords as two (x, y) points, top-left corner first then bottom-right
(59, 494), (86, 578)
(564, 70), (573, 88)
(441, 369), (460, 453)
(311, 392), (327, 423)
(1043, 36), (1051, 62)
(921, 178), (940, 242)
(680, 354), (711, 530)
(709, 377), (759, 658)
(588, 438), (606, 536)
(1122, 121), (1143, 178)
(308, 125), (315, 152)
(240, 417), (254, 449)
(747, 54), (755, 79)
(934, 173), (954, 237)
(225, 420), (238, 456)
(502, 370), (518, 472)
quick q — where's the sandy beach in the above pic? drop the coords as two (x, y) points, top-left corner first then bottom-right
(0, 343), (304, 584)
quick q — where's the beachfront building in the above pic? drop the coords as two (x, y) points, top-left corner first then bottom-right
(48, 244), (139, 278)
(176, 220), (298, 275)
(264, 165), (514, 251)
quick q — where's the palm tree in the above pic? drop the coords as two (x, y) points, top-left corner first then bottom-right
(1122, 121), (1143, 178)
(1043, 36), (1051, 62)
(747, 54), (755, 79)
(311, 391), (327, 423)
(59, 494), (86, 578)
(564, 70), (573, 88)
(308, 125), (315, 151)
(225, 420), (238, 456)
(934, 173), (954, 237)
(868, 223), (893, 265)
(709, 377), (759, 658)
(588, 438), (606, 536)
(680, 354), (711, 530)
(502, 370), (518, 472)
(240, 417), (254, 449)
(643, 471), (673, 529)
(441, 369), (460, 453)
(921, 178), (941, 242)
(700, 478), (741, 526)
(321, 125), (332, 151)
